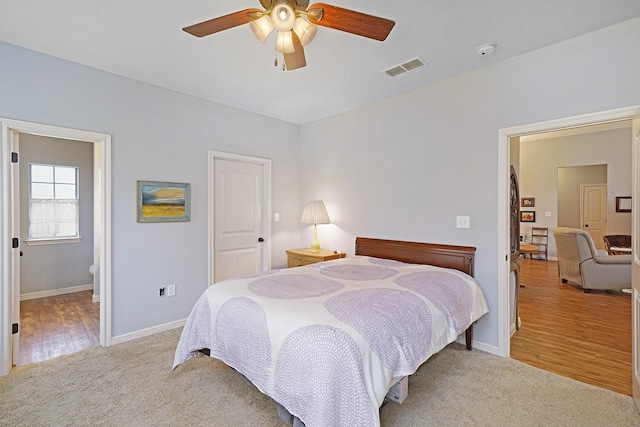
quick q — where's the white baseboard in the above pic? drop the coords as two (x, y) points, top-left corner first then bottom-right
(92, 294), (100, 303)
(20, 284), (94, 301)
(454, 335), (500, 357)
(469, 339), (501, 356)
(110, 318), (187, 346)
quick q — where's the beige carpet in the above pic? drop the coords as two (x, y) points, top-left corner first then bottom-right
(1, 328), (639, 427)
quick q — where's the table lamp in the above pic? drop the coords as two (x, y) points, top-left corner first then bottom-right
(300, 200), (330, 252)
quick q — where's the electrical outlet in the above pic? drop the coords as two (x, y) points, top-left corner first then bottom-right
(167, 284), (176, 297)
(159, 287), (166, 297)
(456, 216), (470, 229)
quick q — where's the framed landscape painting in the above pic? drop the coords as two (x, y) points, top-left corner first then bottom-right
(137, 180), (190, 222)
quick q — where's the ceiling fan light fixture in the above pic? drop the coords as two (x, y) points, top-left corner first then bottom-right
(250, 15), (275, 43)
(183, 1), (395, 71)
(292, 17), (317, 46)
(271, 3), (296, 31)
(275, 30), (295, 53)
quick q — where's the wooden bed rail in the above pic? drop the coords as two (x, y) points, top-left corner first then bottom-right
(355, 237), (476, 277)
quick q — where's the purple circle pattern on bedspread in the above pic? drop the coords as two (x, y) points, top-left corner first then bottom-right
(394, 271), (473, 334)
(274, 325), (373, 427)
(318, 264), (398, 281)
(212, 297), (271, 392)
(325, 288), (432, 372)
(248, 274), (344, 299)
(366, 257), (406, 267)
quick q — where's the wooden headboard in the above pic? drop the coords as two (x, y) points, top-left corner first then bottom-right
(355, 237), (476, 277)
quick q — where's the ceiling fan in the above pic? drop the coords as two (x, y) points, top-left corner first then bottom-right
(183, 0), (395, 71)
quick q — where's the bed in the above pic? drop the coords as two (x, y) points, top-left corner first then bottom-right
(173, 237), (489, 427)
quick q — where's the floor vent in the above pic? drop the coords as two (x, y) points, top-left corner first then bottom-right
(383, 57), (427, 77)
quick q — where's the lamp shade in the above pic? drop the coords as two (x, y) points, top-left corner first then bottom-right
(250, 15), (274, 43)
(300, 200), (330, 225)
(275, 31), (295, 53)
(292, 17), (317, 47)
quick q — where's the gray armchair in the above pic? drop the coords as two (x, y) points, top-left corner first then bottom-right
(552, 227), (631, 292)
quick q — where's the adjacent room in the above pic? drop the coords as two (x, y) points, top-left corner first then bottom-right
(1, 1), (640, 425)
(510, 122), (633, 396)
(16, 134), (99, 366)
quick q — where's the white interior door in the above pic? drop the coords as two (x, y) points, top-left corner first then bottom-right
(9, 130), (19, 366)
(581, 184), (607, 249)
(632, 117), (640, 410)
(211, 154), (270, 283)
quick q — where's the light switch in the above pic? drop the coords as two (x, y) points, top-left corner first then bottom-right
(274, 213), (280, 222)
(456, 216), (470, 228)
(545, 212), (551, 217)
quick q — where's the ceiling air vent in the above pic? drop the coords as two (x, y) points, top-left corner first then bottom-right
(383, 57), (427, 77)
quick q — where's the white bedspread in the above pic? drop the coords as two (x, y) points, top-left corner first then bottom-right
(173, 256), (489, 427)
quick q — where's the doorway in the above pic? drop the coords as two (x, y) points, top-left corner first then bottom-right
(497, 105), (640, 357)
(498, 106), (640, 398)
(511, 127), (630, 392)
(0, 118), (112, 376)
(557, 165), (608, 246)
(17, 133), (98, 365)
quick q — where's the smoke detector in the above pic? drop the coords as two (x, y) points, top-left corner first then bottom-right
(477, 43), (496, 57)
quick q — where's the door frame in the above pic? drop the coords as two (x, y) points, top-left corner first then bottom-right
(0, 118), (112, 376)
(208, 150), (272, 286)
(632, 117), (640, 409)
(497, 105), (640, 358)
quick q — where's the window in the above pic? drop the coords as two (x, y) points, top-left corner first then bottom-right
(29, 164), (79, 240)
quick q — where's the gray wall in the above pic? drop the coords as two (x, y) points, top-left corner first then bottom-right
(299, 17), (640, 347)
(0, 41), (302, 337)
(19, 134), (94, 294)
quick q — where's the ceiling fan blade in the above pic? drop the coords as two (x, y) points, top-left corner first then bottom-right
(183, 8), (262, 37)
(284, 32), (307, 70)
(308, 3), (395, 41)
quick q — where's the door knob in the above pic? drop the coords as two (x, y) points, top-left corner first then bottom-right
(258, 237), (264, 242)
(584, 224), (589, 227)
(19, 251), (23, 256)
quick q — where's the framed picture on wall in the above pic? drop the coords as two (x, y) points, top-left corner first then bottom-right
(137, 180), (191, 222)
(521, 197), (535, 208)
(520, 211), (535, 222)
(615, 196), (631, 212)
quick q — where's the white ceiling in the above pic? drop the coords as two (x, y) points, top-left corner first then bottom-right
(2, 1), (640, 124)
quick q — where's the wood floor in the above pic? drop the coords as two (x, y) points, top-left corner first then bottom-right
(510, 258), (632, 396)
(18, 290), (99, 366)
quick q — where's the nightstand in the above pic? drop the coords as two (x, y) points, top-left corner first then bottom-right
(286, 248), (345, 268)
